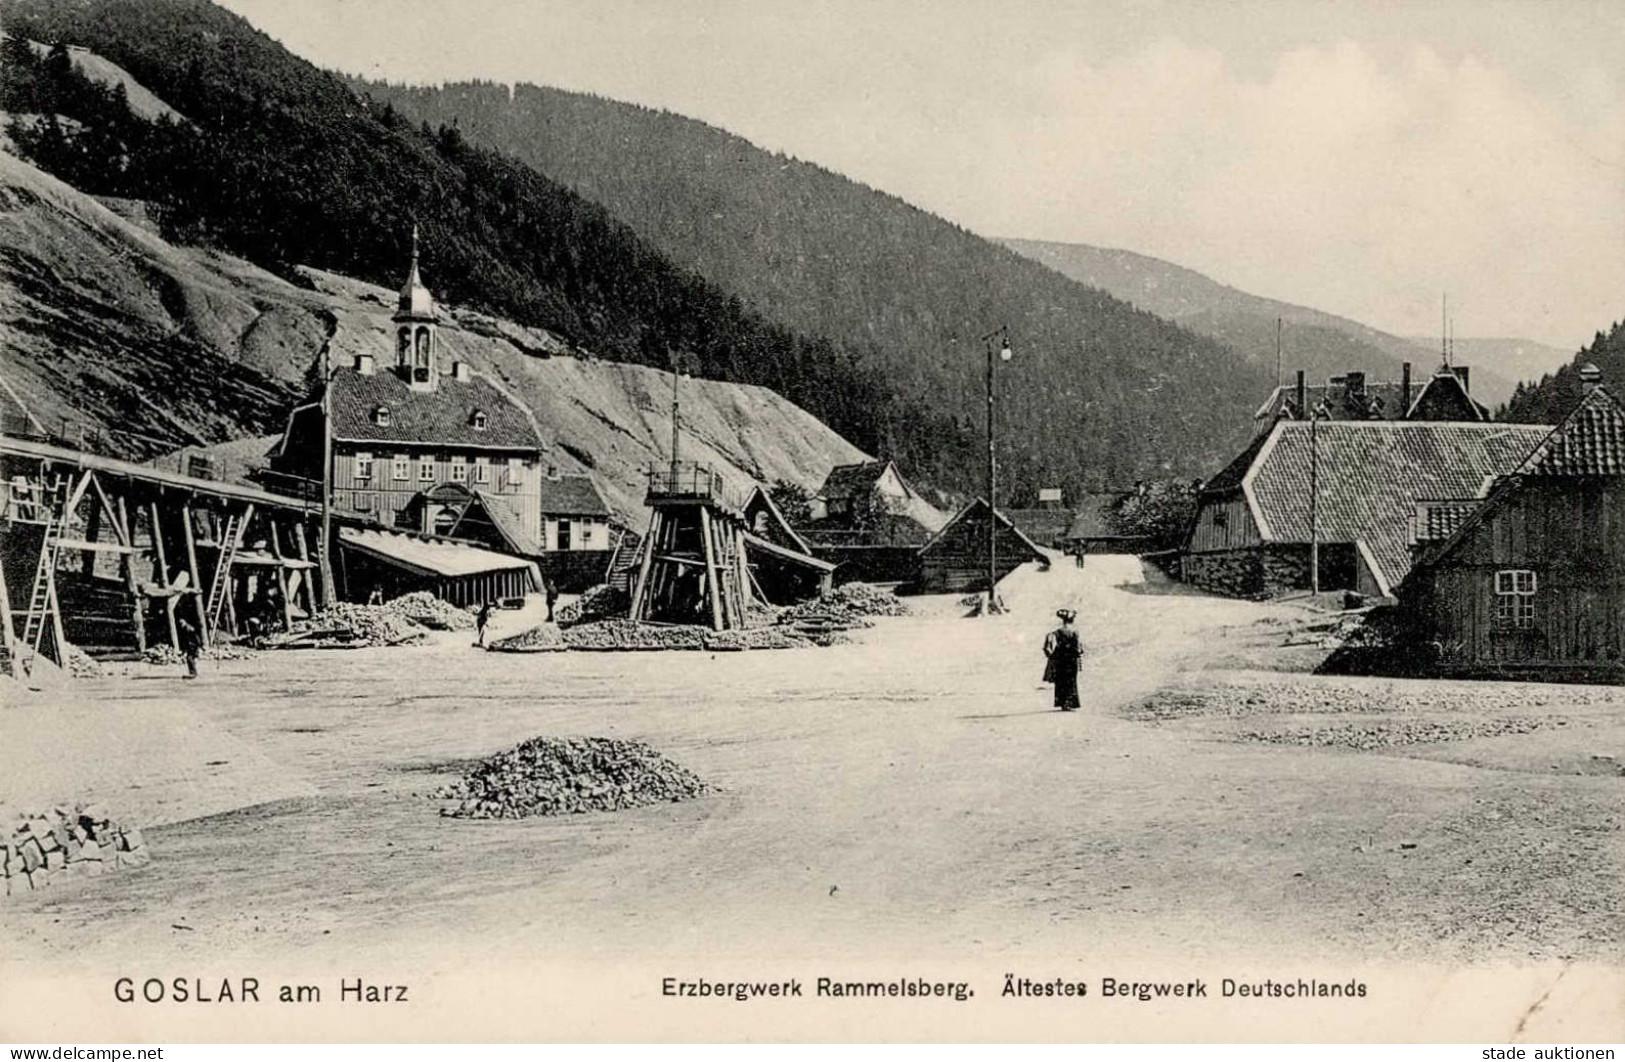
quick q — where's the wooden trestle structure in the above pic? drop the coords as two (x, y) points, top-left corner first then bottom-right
(628, 463), (755, 630)
(1, 435), (323, 672)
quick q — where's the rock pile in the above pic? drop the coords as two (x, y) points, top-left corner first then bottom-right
(702, 628), (806, 651)
(562, 620), (706, 651)
(555, 584), (629, 627)
(2, 805), (149, 897)
(386, 591), (476, 631)
(278, 603), (427, 648)
(487, 623), (567, 652)
(437, 736), (708, 818)
(62, 644), (103, 679)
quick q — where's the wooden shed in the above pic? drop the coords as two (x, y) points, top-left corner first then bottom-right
(915, 498), (1047, 594)
(1399, 382), (1625, 681)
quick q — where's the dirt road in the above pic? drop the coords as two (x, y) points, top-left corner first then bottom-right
(4, 556), (1622, 988)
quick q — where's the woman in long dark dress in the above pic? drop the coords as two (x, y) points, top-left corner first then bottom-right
(1043, 608), (1083, 711)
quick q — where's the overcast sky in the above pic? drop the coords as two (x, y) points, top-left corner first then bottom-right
(220, 0), (1625, 350)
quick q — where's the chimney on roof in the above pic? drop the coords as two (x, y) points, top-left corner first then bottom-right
(1580, 362), (1603, 394)
(354, 353), (375, 376)
(1294, 370), (1306, 420)
(451, 361), (471, 382)
(1401, 362), (1412, 414)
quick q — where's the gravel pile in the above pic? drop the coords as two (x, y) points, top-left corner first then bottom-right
(555, 584), (628, 627)
(1124, 681), (1616, 722)
(702, 628), (807, 651)
(487, 623), (567, 652)
(1238, 716), (1564, 750)
(827, 582), (911, 617)
(562, 620), (705, 651)
(386, 591), (475, 631)
(436, 736), (708, 818)
(62, 644), (103, 679)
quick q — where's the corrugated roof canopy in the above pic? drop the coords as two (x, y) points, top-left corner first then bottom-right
(339, 526), (540, 585)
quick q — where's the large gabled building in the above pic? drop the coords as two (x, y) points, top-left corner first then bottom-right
(272, 237), (546, 547)
(1255, 363), (1490, 429)
(1182, 419), (1549, 600)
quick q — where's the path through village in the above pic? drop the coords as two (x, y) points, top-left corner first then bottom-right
(4, 556), (1623, 1038)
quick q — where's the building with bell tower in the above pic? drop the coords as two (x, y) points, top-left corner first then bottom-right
(271, 230), (548, 554)
(395, 225), (439, 391)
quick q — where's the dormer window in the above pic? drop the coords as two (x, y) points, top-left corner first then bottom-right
(470, 410), (488, 431)
(373, 405), (392, 427)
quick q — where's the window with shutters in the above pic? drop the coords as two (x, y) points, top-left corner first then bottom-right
(1494, 569), (1537, 630)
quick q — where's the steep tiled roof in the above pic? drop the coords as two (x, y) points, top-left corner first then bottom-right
(1204, 430), (1274, 492)
(473, 490), (543, 555)
(919, 498), (1048, 561)
(1004, 508), (1076, 547)
(1512, 385), (1625, 476)
(1244, 421), (1549, 594)
(1406, 370), (1490, 422)
(1254, 381), (1414, 422)
(535, 474), (610, 517)
(1411, 499), (1481, 544)
(819, 460), (891, 499)
(327, 367), (540, 449)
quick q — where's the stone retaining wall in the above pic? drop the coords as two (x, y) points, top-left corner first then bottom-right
(2, 806), (149, 897)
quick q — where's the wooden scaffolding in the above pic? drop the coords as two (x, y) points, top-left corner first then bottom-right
(627, 463), (753, 630)
(1, 436), (323, 672)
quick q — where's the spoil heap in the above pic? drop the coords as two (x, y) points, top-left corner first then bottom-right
(387, 591), (476, 631)
(488, 623), (567, 652)
(438, 736), (708, 818)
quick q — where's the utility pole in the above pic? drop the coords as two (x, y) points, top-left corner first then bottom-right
(982, 326), (1012, 614)
(319, 341), (335, 609)
(1309, 400), (1328, 595)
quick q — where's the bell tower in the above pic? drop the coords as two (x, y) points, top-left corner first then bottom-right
(393, 225), (438, 392)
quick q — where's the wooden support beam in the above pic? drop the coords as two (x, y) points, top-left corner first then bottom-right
(267, 517), (295, 633)
(149, 502), (179, 651)
(628, 508), (661, 623)
(180, 499), (210, 649)
(82, 495), (102, 574)
(116, 495), (146, 652)
(293, 521), (316, 616)
(0, 531), (12, 653)
(699, 506), (724, 632)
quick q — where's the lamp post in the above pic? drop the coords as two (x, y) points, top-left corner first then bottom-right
(318, 342), (335, 609)
(982, 325), (1013, 614)
(1308, 399), (1330, 596)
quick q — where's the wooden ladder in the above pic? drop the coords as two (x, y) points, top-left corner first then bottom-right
(204, 509), (246, 635)
(19, 479), (69, 667)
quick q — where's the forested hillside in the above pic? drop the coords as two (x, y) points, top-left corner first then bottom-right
(1501, 322), (1625, 424)
(0, 0), (1272, 500)
(351, 78), (1275, 495)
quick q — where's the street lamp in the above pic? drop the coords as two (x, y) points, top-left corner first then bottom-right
(983, 325), (1013, 614)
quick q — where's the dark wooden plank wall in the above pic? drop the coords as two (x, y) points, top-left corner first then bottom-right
(1187, 491), (1260, 553)
(1428, 479), (1624, 667)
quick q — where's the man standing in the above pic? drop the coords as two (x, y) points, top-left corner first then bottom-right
(1042, 608), (1083, 711)
(475, 600), (493, 647)
(176, 614), (201, 680)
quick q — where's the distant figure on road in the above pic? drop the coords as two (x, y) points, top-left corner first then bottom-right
(476, 600), (493, 646)
(1043, 608), (1082, 711)
(543, 573), (559, 623)
(176, 615), (201, 680)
